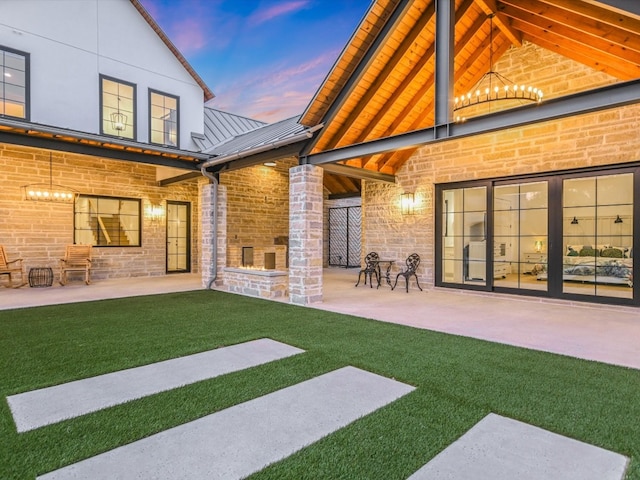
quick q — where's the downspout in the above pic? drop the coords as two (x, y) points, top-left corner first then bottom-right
(200, 169), (218, 289)
(199, 123), (323, 289)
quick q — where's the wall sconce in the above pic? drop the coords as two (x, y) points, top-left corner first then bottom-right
(614, 215), (623, 224)
(401, 192), (415, 215)
(534, 240), (543, 253)
(571, 216), (579, 225)
(145, 204), (164, 222)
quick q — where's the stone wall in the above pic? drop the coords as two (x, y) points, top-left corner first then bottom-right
(220, 158), (296, 260)
(362, 43), (640, 288)
(0, 144), (202, 280)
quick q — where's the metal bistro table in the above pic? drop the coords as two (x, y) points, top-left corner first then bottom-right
(371, 260), (395, 288)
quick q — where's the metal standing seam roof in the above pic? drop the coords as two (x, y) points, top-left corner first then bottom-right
(204, 115), (309, 157)
(193, 108), (267, 152)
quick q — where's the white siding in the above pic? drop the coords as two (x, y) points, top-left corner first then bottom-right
(0, 0), (205, 150)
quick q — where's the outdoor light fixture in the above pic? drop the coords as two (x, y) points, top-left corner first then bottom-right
(145, 203), (164, 222)
(614, 214), (623, 224)
(571, 216), (579, 225)
(22, 152), (77, 203)
(401, 192), (415, 215)
(263, 161), (277, 167)
(453, 14), (542, 122)
(110, 96), (127, 132)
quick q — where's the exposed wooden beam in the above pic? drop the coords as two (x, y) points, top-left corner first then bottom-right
(538, 0), (640, 35)
(321, 163), (396, 184)
(499, 4), (640, 65)
(474, 0), (522, 45)
(499, 0), (640, 53)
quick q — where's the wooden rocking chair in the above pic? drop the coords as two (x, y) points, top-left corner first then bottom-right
(59, 245), (92, 285)
(0, 245), (27, 288)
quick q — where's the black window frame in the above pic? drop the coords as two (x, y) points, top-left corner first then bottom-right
(99, 74), (137, 140)
(0, 44), (30, 120)
(148, 88), (180, 148)
(74, 194), (142, 247)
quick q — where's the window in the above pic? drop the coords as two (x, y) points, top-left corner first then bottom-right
(0, 46), (29, 119)
(149, 89), (179, 147)
(100, 75), (135, 139)
(74, 195), (141, 247)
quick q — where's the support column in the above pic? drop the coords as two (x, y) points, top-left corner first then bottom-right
(289, 164), (323, 305)
(200, 181), (227, 288)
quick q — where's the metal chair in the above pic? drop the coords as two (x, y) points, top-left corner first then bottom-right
(392, 253), (423, 292)
(355, 252), (380, 288)
(0, 245), (26, 288)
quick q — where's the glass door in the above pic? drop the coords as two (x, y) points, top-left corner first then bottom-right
(562, 173), (633, 300)
(166, 201), (191, 273)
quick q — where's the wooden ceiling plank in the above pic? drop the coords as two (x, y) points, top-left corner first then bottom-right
(513, 19), (639, 79)
(499, 0), (640, 53)
(537, 0), (640, 35)
(474, 0), (522, 45)
(499, 4), (640, 65)
(321, 2), (436, 151)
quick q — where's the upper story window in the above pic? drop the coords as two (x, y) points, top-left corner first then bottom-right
(100, 75), (135, 139)
(0, 46), (29, 120)
(149, 89), (179, 147)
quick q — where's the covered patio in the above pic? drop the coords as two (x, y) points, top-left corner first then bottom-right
(2, 268), (639, 370)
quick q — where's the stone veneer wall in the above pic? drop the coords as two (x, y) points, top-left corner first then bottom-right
(289, 164), (324, 305)
(365, 103), (640, 287)
(361, 43), (637, 288)
(0, 144), (202, 280)
(220, 158), (297, 260)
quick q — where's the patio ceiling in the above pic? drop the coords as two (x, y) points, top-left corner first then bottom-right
(301, 0), (640, 194)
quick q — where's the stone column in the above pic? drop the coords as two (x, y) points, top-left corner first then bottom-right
(200, 181), (227, 288)
(289, 164), (323, 305)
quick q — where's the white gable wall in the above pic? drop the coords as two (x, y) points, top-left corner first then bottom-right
(0, 0), (204, 150)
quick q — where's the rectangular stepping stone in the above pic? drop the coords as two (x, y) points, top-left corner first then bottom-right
(408, 413), (628, 480)
(38, 366), (415, 480)
(8, 338), (304, 432)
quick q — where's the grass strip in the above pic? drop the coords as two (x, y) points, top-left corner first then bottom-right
(1, 290), (638, 479)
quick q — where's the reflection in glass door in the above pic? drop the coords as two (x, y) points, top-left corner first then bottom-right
(494, 181), (548, 292)
(166, 201), (190, 273)
(563, 174), (633, 299)
(441, 186), (487, 286)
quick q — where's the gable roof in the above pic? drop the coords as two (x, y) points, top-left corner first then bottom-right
(301, 0), (640, 186)
(192, 108), (267, 152)
(130, 0), (214, 102)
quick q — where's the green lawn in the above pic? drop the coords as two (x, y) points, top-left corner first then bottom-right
(1, 290), (638, 479)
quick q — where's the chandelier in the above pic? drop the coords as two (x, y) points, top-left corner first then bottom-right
(22, 152), (77, 203)
(110, 96), (127, 132)
(454, 14), (543, 122)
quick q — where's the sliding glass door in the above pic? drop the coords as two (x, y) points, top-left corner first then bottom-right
(436, 167), (637, 305)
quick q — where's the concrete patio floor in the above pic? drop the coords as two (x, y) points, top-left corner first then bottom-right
(1, 268), (639, 370)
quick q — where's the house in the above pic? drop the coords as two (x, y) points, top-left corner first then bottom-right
(2, 0), (640, 309)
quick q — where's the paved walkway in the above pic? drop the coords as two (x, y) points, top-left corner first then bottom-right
(37, 366), (414, 480)
(7, 339), (303, 432)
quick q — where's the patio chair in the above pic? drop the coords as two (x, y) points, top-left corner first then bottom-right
(59, 245), (92, 285)
(0, 245), (27, 288)
(392, 253), (423, 293)
(355, 251), (380, 288)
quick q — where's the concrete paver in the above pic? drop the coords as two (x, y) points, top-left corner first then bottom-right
(8, 338), (304, 432)
(408, 413), (628, 480)
(37, 366), (415, 480)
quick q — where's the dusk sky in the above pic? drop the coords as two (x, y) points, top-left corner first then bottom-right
(138, 0), (372, 122)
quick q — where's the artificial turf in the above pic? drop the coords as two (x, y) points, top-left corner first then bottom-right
(1, 289), (638, 479)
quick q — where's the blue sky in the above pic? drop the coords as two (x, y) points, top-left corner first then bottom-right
(139, 0), (372, 122)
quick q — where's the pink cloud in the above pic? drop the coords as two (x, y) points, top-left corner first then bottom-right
(248, 1), (309, 26)
(171, 18), (208, 54)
